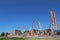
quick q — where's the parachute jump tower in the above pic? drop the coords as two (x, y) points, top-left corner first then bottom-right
(50, 10), (58, 35)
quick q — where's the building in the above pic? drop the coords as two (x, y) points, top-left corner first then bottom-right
(24, 30), (31, 36)
(54, 30), (60, 35)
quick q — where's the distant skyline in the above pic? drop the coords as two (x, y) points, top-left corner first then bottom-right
(0, 0), (60, 33)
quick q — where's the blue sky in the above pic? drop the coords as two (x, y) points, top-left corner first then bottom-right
(0, 0), (60, 33)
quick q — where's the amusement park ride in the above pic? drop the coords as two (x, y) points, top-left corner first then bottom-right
(8, 10), (60, 37)
(50, 10), (58, 35)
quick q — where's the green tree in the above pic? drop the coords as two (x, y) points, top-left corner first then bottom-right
(5, 32), (9, 37)
(1, 32), (5, 37)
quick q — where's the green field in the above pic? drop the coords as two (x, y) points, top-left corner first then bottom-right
(0, 37), (60, 40)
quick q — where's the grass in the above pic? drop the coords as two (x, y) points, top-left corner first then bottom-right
(0, 37), (60, 40)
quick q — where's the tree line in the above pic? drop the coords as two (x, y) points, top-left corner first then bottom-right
(0, 32), (9, 37)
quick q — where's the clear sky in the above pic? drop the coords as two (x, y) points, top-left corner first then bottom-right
(0, 0), (60, 33)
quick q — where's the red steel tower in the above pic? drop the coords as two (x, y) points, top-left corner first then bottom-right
(50, 10), (58, 30)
